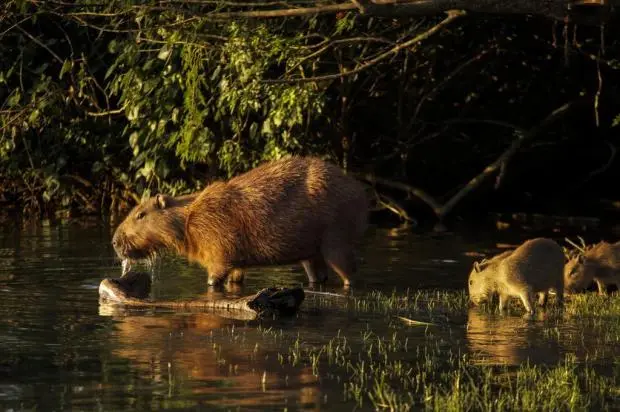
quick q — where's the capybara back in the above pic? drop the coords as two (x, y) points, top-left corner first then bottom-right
(184, 156), (368, 285)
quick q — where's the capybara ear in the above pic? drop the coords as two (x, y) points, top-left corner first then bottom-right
(473, 261), (480, 273)
(577, 254), (585, 264)
(155, 194), (168, 209)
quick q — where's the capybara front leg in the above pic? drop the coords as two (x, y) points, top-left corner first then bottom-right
(537, 292), (548, 307)
(519, 291), (535, 315)
(498, 294), (508, 312)
(227, 268), (245, 284)
(207, 263), (232, 286)
(302, 257), (329, 284)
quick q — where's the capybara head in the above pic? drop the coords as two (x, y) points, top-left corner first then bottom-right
(468, 260), (494, 305)
(563, 254), (593, 293)
(112, 194), (186, 261)
(468, 251), (513, 305)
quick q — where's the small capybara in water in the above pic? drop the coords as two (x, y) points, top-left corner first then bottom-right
(564, 240), (620, 295)
(112, 156), (368, 286)
(468, 238), (565, 315)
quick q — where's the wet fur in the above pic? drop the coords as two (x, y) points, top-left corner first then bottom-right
(468, 238), (565, 315)
(112, 194), (197, 263)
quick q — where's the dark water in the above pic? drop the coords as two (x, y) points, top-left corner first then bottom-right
(0, 222), (618, 410)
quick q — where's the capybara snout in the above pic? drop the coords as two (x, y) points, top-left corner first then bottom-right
(112, 194), (196, 261)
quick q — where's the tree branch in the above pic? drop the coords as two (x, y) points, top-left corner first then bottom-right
(412, 47), (494, 123)
(357, 173), (443, 216)
(199, 0), (616, 23)
(16, 25), (63, 65)
(359, 100), (583, 229)
(264, 9), (466, 83)
(437, 100), (581, 219)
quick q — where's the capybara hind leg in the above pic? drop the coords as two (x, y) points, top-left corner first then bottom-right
(595, 279), (608, 296)
(537, 292), (548, 307)
(227, 268), (245, 284)
(302, 257), (329, 284)
(322, 247), (355, 286)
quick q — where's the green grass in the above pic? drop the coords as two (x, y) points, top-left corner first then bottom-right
(263, 289), (620, 411)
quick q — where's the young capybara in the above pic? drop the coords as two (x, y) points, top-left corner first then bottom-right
(468, 238), (565, 315)
(564, 240), (620, 295)
(112, 156), (368, 286)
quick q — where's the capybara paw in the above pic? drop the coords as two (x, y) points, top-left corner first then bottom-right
(207, 277), (224, 286)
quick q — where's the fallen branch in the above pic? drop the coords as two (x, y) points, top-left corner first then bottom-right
(358, 100), (581, 228)
(375, 191), (417, 224)
(437, 100), (578, 220)
(99, 271), (305, 320)
(357, 173), (442, 216)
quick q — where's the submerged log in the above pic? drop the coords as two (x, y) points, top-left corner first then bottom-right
(99, 271), (305, 319)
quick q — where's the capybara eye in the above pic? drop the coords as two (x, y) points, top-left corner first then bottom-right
(136, 211), (146, 220)
(469, 280), (473, 286)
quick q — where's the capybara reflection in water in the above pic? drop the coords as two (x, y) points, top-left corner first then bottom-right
(112, 156), (368, 286)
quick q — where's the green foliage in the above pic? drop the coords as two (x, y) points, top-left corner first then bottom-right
(0, 1), (618, 220)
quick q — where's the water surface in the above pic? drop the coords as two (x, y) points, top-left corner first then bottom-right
(0, 222), (618, 410)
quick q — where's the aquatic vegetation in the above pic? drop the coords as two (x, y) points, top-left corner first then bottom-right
(350, 289), (470, 317)
(253, 289), (620, 411)
(566, 292), (620, 317)
(276, 328), (617, 411)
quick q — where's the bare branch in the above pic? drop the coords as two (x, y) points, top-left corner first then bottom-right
(357, 173), (443, 216)
(412, 47), (494, 123)
(85, 107), (126, 117)
(16, 25), (63, 64)
(264, 10), (466, 84)
(199, 0), (615, 23)
(206, 2), (358, 19)
(443, 118), (528, 135)
(437, 100), (581, 219)
(359, 100), (583, 226)
(375, 191), (417, 223)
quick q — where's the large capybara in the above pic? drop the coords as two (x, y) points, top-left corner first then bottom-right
(564, 240), (620, 295)
(112, 156), (368, 286)
(468, 238), (565, 315)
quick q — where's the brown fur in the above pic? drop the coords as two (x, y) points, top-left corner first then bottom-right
(112, 193), (197, 260)
(564, 240), (620, 295)
(468, 238), (565, 315)
(112, 156), (368, 286)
